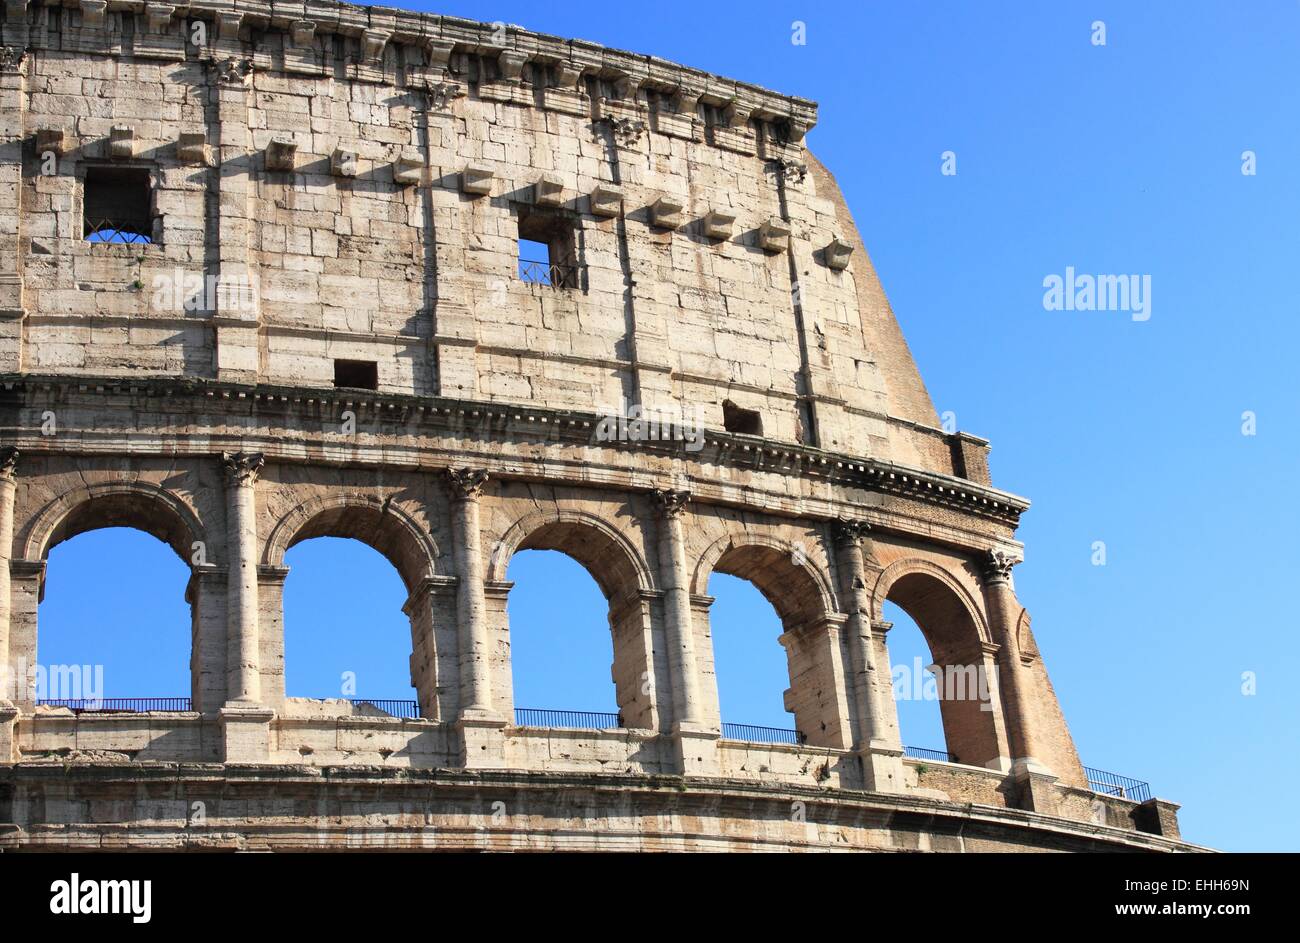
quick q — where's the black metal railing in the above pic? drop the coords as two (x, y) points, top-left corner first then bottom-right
(513, 708), (621, 730)
(904, 745), (952, 762)
(84, 219), (153, 244)
(721, 723), (805, 746)
(35, 698), (192, 712)
(1084, 766), (1152, 803)
(347, 699), (420, 719)
(518, 257), (576, 288)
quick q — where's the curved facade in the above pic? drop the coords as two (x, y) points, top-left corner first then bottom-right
(0, 0), (1192, 851)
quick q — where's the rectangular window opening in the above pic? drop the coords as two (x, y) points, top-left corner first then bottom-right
(517, 208), (577, 288)
(83, 165), (155, 244)
(334, 359), (378, 391)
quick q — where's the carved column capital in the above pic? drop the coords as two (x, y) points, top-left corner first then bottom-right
(0, 46), (25, 73)
(222, 451), (264, 486)
(653, 488), (691, 518)
(0, 447), (17, 481)
(214, 56), (254, 86)
(983, 549), (1021, 583)
(832, 517), (871, 546)
(445, 467), (489, 501)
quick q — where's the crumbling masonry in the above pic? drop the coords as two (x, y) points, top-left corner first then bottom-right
(0, 0), (1192, 851)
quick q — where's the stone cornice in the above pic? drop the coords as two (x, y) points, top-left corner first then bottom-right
(17, 0), (817, 140)
(0, 374), (1032, 529)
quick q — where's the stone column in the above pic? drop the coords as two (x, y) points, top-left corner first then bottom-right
(219, 452), (273, 762)
(981, 550), (1052, 777)
(222, 452), (263, 704)
(445, 468), (494, 716)
(446, 468), (505, 767)
(653, 489), (717, 775)
(0, 45), (28, 371)
(832, 519), (904, 791)
(0, 447), (16, 705)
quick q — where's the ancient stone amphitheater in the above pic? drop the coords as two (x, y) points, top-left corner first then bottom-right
(0, 0), (1192, 851)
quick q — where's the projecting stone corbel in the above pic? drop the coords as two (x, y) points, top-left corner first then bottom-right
(460, 163), (494, 196)
(393, 152), (422, 186)
(216, 12), (243, 42)
(265, 138), (296, 172)
(552, 61), (583, 90)
(649, 195), (684, 230)
(109, 125), (134, 160)
(758, 216), (791, 253)
(362, 30), (390, 64)
(331, 148), (357, 178)
(701, 210), (735, 241)
(35, 128), (65, 158)
(177, 131), (208, 165)
(533, 173), (564, 207)
(144, 3), (174, 33)
(290, 20), (316, 47)
(786, 116), (811, 145)
(589, 183), (623, 218)
(79, 0), (106, 29)
(425, 40), (455, 74)
(726, 101), (753, 129)
(497, 50), (527, 83)
(825, 236), (854, 271)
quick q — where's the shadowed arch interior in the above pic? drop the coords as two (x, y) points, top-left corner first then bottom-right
(514, 519), (643, 603)
(884, 571), (1003, 769)
(712, 543), (827, 629)
(44, 493), (197, 565)
(282, 503), (431, 595)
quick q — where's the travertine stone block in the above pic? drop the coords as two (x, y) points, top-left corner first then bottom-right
(109, 124), (134, 160)
(825, 235), (854, 270)
(701, 209), (735, 241)
(461, 163), (494, 195)
(649, 194), (684, 230)
(758, 216), (791, 253)
(266, 138), (297, 171)
(589, 183), (623, 218)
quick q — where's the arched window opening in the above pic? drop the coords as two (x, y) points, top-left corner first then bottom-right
(883, 570), (1005, 770)
(706, 571), (799, 744)
(507, 549), (619, 729)
(883, 600), (948, 762)
(37, 527), (190, 710)
(283, 536), (416, 718)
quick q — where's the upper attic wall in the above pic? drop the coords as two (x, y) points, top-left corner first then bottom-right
(0, 0), (981, 482)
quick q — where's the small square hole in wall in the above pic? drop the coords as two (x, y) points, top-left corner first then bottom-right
(334, 359), (378, 391)
(722, 400), (763, 436)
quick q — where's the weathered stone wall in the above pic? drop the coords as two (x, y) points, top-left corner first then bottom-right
(0, 0), (980, 470)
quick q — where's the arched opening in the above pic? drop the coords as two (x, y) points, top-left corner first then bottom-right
(700, 539), (847, 748)
(706, 571), (796, 742)
(25, 489), (204, 711)
(506, 549), (618, 728)
(493, 514), (656, 731)
(282, 537), (416, 716)
(880, 567), (1006, 769)
(37, 527), (190, 708)
(269, 499), (438, 720)
(883, 600), (947, 761)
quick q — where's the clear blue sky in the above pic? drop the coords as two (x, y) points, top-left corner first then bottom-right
(33, 1), (1300, 853)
